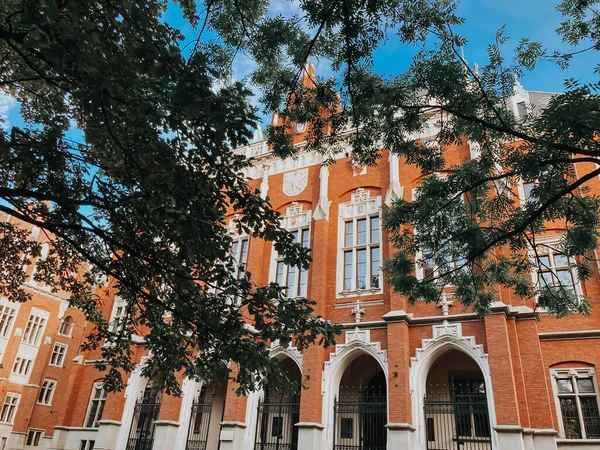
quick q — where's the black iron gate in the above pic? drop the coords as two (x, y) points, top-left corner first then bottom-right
(424, 392), (491, 450)
(254, 393), (300, 450)
(126, 390), (162, 450)
(186, 389), (215, 450)
(333, 385), (387, 450)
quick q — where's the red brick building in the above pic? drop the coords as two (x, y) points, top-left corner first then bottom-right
(1, 66), (599, 450)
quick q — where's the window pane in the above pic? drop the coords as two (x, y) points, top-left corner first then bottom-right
(344, 251), (353, 291)
(276, 262), (286, 286)
(301, 229), (309, 248)
(560, 397), (582, 439)
(344, 222), (353, 247)
(537, 255), (550, 268)
(291, 230), (299, 244)
(357, 249), (367, 289)
(423, 248), (434, 280)
(341, 417), (353, 439)
(554, 254), (569, 268)
(557, 379), (574, 394)
(240, 239), (249, 264)
(581, 397), (600, 439)
(357, 219), (367, 245)
(539, 271), (554, 288)
(523, 182), (535, 202)
(287, 266), (296, 296)
(299, 268), (308, 298)
(370, 217), (380, 244)
(556, 269), (574, 288)
(371, 247), (380, 288)
(577, 378), (595, 394)
(231, 242), (238, 262)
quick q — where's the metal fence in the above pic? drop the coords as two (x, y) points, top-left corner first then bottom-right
(333, 385), (387, 450)
(254, 394), (300, 450)
(126, 393), (162, 450)
(186, 391), (215, 450)
(424, 392), (491, 450)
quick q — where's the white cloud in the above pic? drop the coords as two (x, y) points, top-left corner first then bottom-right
(0, 91), (17, 130)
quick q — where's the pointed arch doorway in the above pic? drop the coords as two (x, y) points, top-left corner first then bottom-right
(423, 350), (491, 450)
(333, 354), (387, 450)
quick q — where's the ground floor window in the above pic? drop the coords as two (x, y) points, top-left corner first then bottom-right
(552, 368), (600, 439)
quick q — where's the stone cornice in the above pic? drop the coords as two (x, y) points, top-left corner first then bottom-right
(539, 329), (600, 341)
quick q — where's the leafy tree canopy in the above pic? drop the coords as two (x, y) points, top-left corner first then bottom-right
(1, 0), (599, 393)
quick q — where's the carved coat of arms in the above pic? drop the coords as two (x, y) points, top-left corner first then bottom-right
(282, 168), (308, 197)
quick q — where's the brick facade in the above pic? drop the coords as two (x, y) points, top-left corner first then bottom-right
(1, 73), (599, 450)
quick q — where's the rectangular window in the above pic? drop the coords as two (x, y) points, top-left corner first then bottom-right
(12, 356), (33, 376)
(37, 379), (57, 405)
(110, 303), (127, 333)
(341, 215), (381, 292)
(535, 248), (578, 298)
(554, 369), (600, 439)
(26, 430), (43, 446)
(273, 228), (310, 298)
(22, 313), (46, 346)
(0, 394), (19, 423)
(85, 382), (107, 428)
(49, 343), (67, 367)
(0, 304), (17, 338)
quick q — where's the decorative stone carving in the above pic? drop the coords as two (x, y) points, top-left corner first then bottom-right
(437, 293), (453, 317)
(282, 168), (309, 197)
(433, 320), (460, 339)
(385, 152), (404, 206)
(340, 188), (381, 220)
(350, 300), (366, 323)
(281, 202), (311, 229)
(322, 328), (387, 394)
(314, 165), (331, 220)
(260, 164), (269, 199)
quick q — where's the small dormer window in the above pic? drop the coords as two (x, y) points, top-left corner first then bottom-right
(294, 122), (306, 134)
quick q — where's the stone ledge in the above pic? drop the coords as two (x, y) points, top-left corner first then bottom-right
(385, 423), (416, 431)
(154, 420), (180, 426)
(493, 425), (524, 434)
(557, 439), (600, 446)
(295, 422), (324, 429)
(220, 421), (247, 429)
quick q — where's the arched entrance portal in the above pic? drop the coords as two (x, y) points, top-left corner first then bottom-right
(423, 350), (491, 450)
(185, 379), (227, 450)
(334, 354), (387, 450)
(254, 357), (302, 450)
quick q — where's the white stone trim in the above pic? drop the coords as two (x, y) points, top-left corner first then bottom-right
(114, 356), (152, 450)
(321, 329), (388, 450)
(409, 321), (498, 450)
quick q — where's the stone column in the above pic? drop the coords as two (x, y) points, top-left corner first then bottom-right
(484, 314), (525, 450)
(94, 420), (122, 450)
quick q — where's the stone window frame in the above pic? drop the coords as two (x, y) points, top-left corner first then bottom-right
(0, 393), (20, 424)
(49, 342), (68, 368)
(528, 236), (583, 302)
(22, 309), (49, 347)
(25, 428), (44, 447)
(37, 379), (57, 406)
(550, 367), (600, 440)
(336, 188), (383, 298)
(269, 202), (312, 299)
(84, 381), (107, 428)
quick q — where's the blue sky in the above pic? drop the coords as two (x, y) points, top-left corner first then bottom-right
(1, 0), (596, 129)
